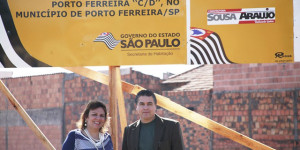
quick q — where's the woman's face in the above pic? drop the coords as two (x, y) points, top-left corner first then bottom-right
(86, 107), (106, 132)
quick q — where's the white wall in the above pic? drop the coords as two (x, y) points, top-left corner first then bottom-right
(294, 0), (299, 62)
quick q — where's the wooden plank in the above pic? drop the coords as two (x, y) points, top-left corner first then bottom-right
(64, 66), (128, 139)
(63, 67), (139, 93)
(112, 67), (128, 138)
(109, 67), (119, 149)
(155, 94), (274, 150)
(0, 80), (56, 150)
(65, 67), (275, 150)
(64, 67), (109, 85)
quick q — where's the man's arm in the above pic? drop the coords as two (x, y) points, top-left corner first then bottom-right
(171, 122), (185, 150)
(122, 127), (128, 150)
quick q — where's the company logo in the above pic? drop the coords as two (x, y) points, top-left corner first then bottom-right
(207, 8), (275, 25)
(207, 13), (237, 21)
(94, 32), (120, 50)
(239, 11), (275, 20)
(275, 52), (292, 58)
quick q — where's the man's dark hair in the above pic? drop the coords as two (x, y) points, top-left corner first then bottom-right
(135, 90), (157, 105)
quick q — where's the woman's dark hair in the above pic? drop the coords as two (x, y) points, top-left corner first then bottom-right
(76, 100), (110, 133)
(135, 90), (157, 105)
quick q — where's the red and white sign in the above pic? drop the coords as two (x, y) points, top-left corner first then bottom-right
(207, 8), (275, 25)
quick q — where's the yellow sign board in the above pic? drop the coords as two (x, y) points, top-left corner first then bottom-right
(189, 0), (294, 64)
(0, 0), (294, 67)
(1, 0), (187, 67)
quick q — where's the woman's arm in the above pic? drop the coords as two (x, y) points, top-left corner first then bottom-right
(62, 131), (75, 150)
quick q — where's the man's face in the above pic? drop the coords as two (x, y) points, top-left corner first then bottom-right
(136, 96), (157, 123)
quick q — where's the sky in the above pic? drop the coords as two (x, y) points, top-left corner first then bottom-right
(0, 1), (299, 79)
(0, 65), (199, 79)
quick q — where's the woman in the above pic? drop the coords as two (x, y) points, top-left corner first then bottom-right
(63, 100), (113, 150)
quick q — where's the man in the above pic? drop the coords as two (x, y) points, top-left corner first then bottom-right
(122, 90), (184, 150)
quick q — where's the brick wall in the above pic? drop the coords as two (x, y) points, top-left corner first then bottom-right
(7, 126), (61, 150)
(161, 90), (212, 150)
(1, 63), (299, 150)
(212, 90), (300, 150)
(4, 74), (64, 109)
(214, 63), (300, 91)
(0, 127), (6, 150)
(0, 68), (162, 150)
(212, 92), (250, 150)
(63, 69), (161, 150)
(159, 90), (297, 150)
(0, 74), (64, 150)
(212, 63), (300, 149)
